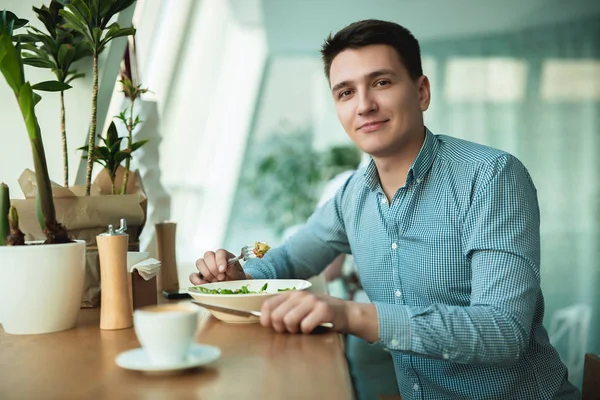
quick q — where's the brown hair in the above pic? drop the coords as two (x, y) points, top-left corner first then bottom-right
(320, 19), (423, 82)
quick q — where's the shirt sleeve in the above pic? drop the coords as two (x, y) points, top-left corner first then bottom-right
(376, 154), (542, 366)
(243, 174), (354, 280)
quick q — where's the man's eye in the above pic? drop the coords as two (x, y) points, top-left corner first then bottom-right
(339, 90), (352, 98)
(375, 80), (390, 87)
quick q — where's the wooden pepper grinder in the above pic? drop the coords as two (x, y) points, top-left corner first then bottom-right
(155, 221), (179, 294)
(98, 219), (133, 330)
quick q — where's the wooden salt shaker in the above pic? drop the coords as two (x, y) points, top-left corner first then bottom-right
(155, 221), (179, 293)
(98, 219), (133, 330)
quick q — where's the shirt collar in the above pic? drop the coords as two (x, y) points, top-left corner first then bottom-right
(362, 127), (439, 191)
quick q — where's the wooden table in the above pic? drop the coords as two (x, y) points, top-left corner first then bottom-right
(0, 304), (354, 399)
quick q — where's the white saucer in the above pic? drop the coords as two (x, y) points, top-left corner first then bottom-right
(115, 344), (221, 374)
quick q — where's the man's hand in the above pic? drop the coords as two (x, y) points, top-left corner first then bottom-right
(190, 249), (248, 284)
(259, 291), (379, 342)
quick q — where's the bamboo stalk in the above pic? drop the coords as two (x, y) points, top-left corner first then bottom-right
(60, 90), (68, 188)
(121, 97), (135, 195)
(84, 54), (99, 196)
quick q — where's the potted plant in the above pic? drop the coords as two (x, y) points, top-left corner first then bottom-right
(116, 73), (148, 194)
(0, 10), (86, 335)
(59, 0), (136, 196)
(7, 0), (145, 309)
(83, 62), (149, 195)
(79, 118), (147, 195)
(17, 0), (91, 188)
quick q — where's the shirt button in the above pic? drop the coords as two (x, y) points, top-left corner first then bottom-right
(413, 383), (420, 391)
(443, 353), (450, 360)
(395, 290), (402, 297)
(380, 197), (386, 204)
(390, 339), (399, 347)
(416, 178), (422, 184)
(391, 242), (397, 250)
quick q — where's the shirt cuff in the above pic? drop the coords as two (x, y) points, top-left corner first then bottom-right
(242, 259), (272, 280)
(374, 302), (412, 351)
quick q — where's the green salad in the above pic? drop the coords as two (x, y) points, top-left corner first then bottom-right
(189, 282), (296, 295)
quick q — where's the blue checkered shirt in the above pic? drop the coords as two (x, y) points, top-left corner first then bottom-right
(244, 129), (581, 399)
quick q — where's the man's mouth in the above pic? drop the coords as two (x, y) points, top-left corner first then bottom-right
(358, 120), (389, 132)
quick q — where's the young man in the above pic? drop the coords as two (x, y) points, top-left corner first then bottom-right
(191, 20), (581, 399)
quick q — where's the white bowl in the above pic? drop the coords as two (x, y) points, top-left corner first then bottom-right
(187, 279), (312, 324)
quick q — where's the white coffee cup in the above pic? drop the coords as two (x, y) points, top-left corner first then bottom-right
(133, 303), (199, 366)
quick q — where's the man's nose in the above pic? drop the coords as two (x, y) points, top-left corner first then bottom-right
(357, 91), (377, 115)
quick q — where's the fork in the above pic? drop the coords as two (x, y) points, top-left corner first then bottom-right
(227, 244), (257, 265)
(198, 244), (262, 281)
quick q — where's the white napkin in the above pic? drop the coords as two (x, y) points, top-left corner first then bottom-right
(129, 258), (161, 280)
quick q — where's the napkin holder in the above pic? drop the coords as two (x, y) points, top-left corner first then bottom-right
(130, 270), (157, 309)
(127, 252), (160, 310)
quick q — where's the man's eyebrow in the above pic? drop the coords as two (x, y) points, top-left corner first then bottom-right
(330, 69), (398, 94)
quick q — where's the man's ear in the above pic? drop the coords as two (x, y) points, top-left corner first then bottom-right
(418, 75), (431, 112)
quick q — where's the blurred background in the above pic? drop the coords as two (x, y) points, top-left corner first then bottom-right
(1, 0), (599, 389)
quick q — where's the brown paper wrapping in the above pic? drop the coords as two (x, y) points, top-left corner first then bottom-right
(11, 168), (147, 307)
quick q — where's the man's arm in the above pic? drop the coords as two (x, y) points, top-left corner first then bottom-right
(375, 154), (541, 366)
(243, 177), (353, 280)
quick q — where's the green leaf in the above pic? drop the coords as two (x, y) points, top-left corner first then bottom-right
(114, 150), (131, 164)
(22, 56), (56, 69)
(116, 110), (127, 122)
(100, 26), (134, 49)
(20, 45), (48, 59)
(73, 42), (92, 60)
(106, 121), (118, 145)
(92, 26), (102, 46)
(69, 0), (93, 28)
(12, 34), (38, 43)
(2, 11), (28, 30)
(32, 80), (71, 92)
(131, 139), (148, 152)
(109, 137), (124, 153)
(57, 43), (76, 68)
(49, 1), (64, 22)
(65, 72), (84, 84)
(17, 82), (38, 140)
(21, 42), (41, 52)
(32, 5), (56, 37)
(32, 92), (42, 106)
(0, 32), (24, 94)
(59, 10), (92, 42)
(101, 0), (136, 28)
(99, 0), (114, 17)
(52, 68), (65, 81)
(27, 27), (56, 52)
(95, 146), (110, 161)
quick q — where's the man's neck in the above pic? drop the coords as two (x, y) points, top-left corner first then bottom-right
(374, 130), (426, 202)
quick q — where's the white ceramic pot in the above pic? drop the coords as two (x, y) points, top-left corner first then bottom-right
(0, 240), (86, 334)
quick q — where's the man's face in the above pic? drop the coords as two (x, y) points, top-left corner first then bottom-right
(329, 44), (430, 159)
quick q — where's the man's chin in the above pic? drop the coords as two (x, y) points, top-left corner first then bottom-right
(360, 146), (393, 159)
